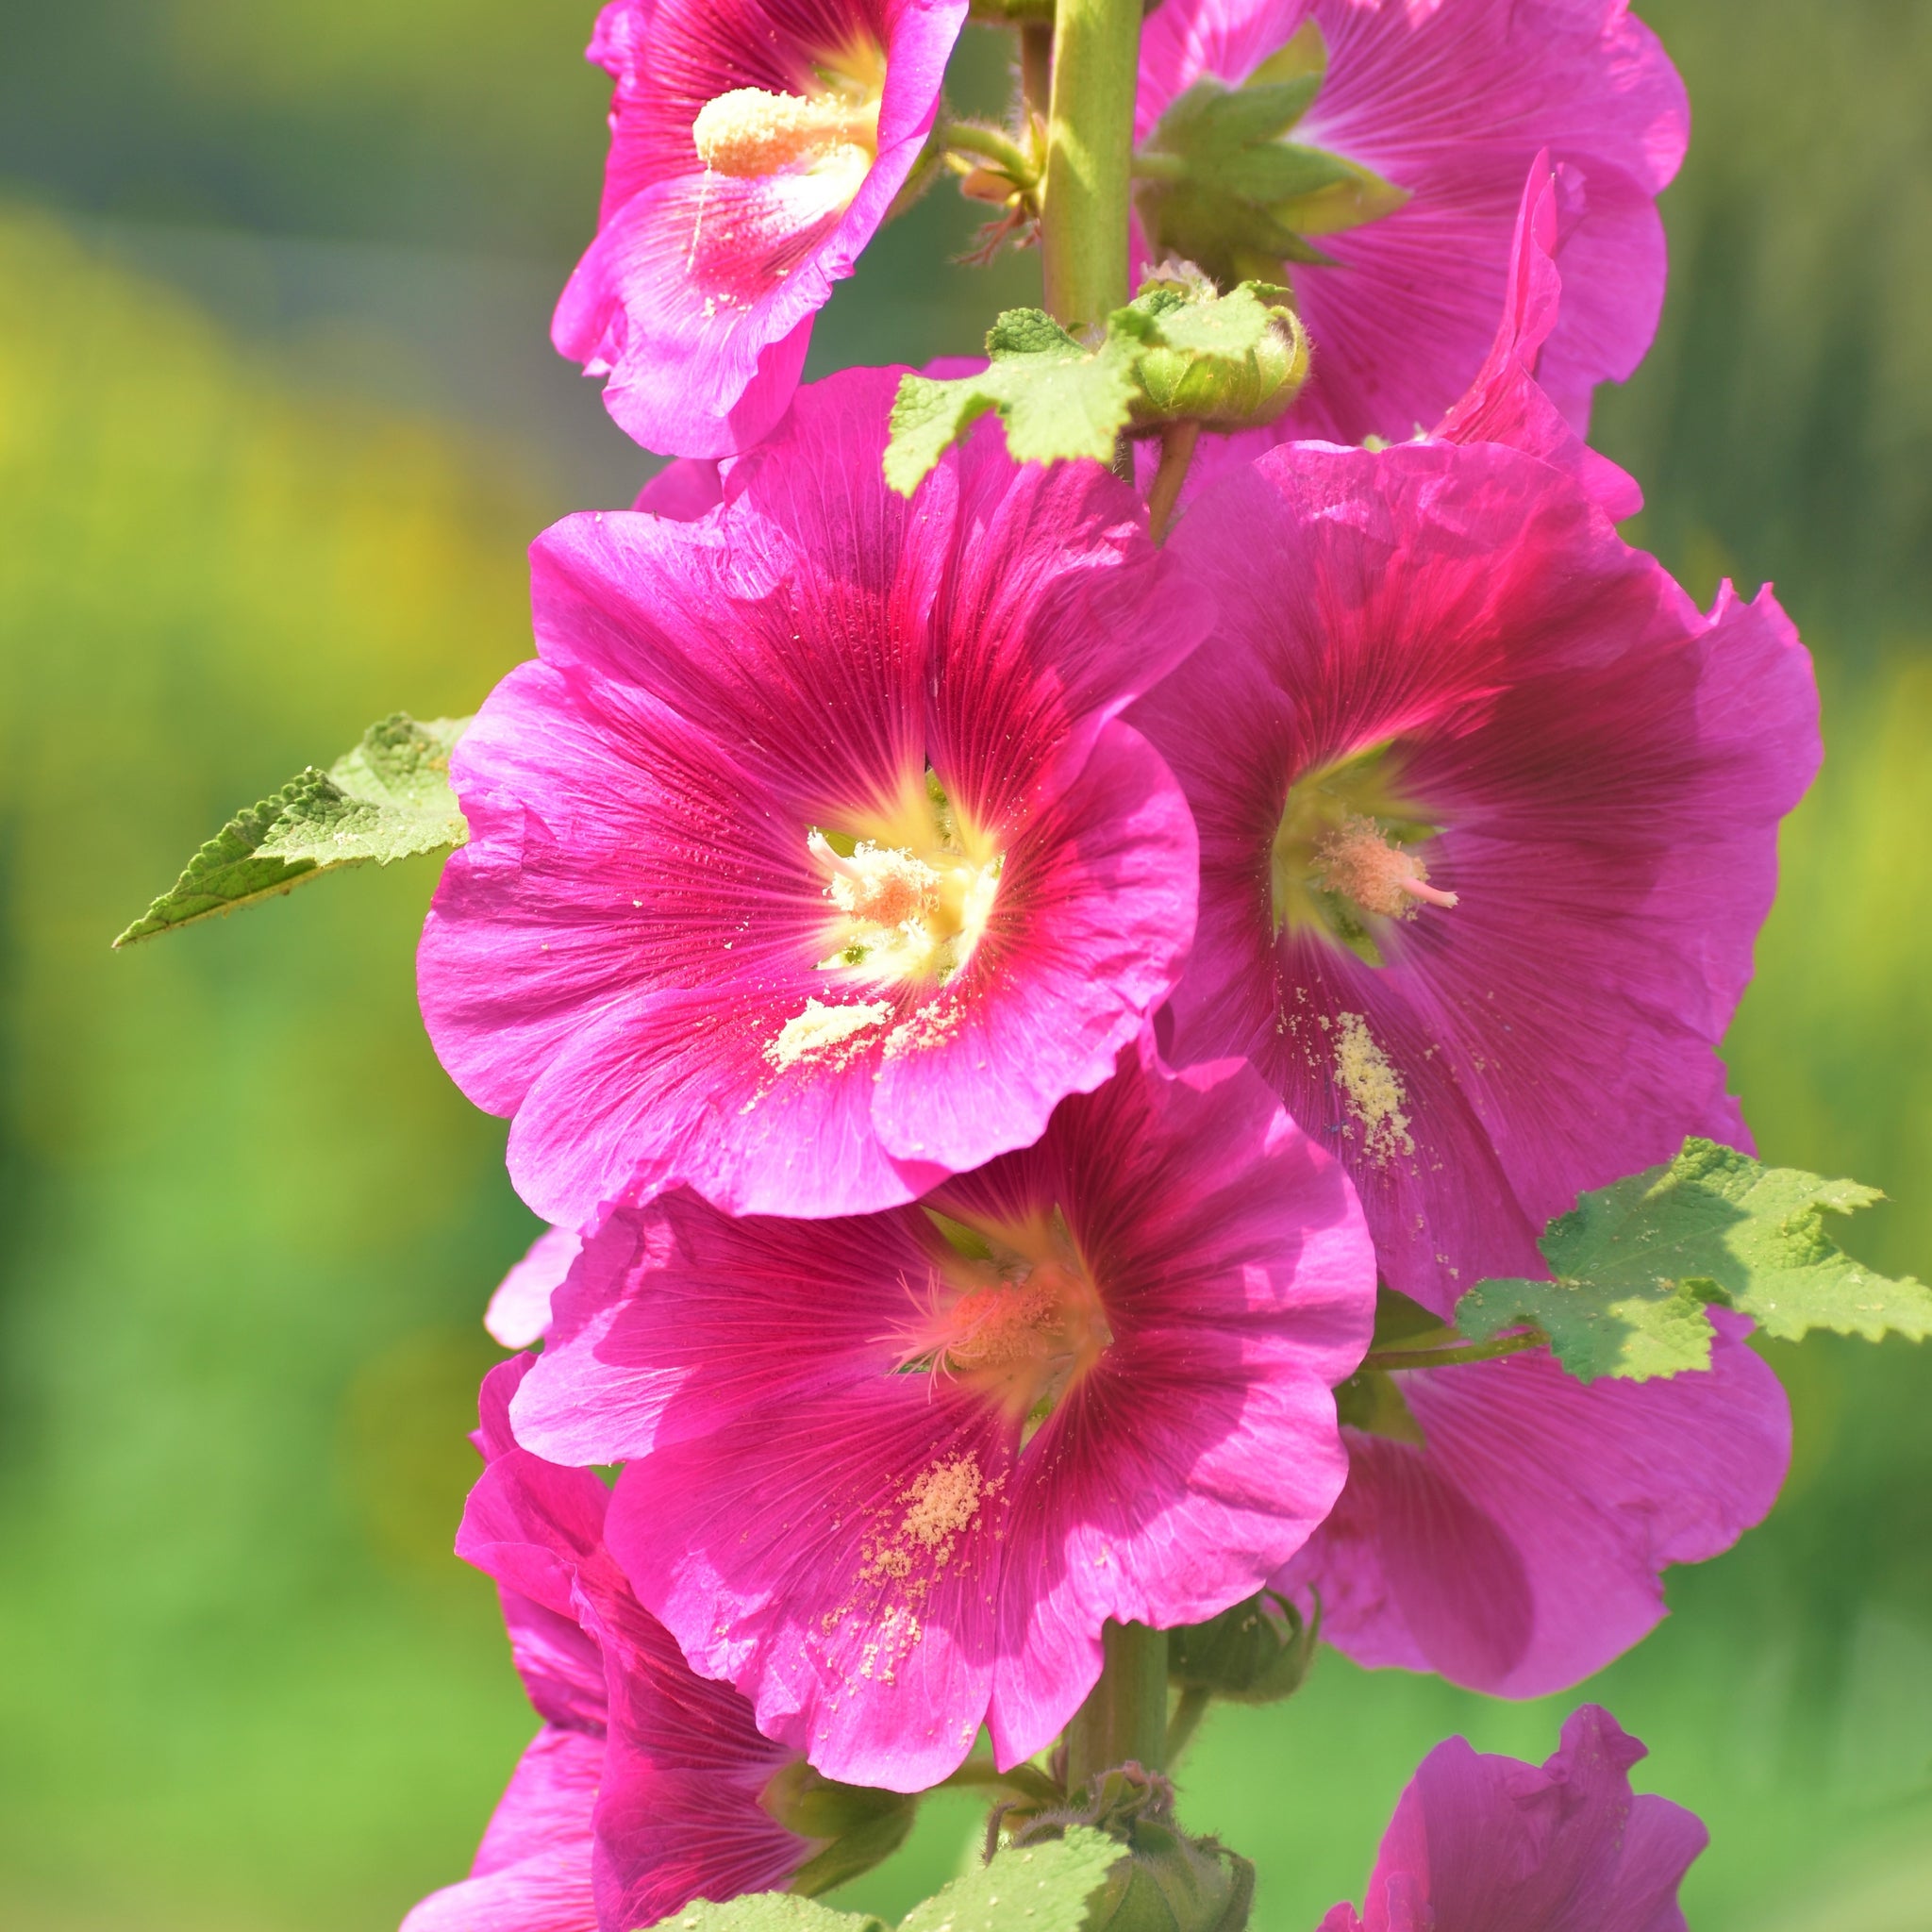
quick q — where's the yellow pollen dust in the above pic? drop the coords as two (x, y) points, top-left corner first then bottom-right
(1314, 813), (1458, 918)
(764, 995), (891, 1072)
(808, 783), (1001, 987)
(691, 86), (881, 178)
(1334, 1010), (1415, 1165)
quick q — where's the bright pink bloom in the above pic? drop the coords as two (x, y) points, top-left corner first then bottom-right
(509, 1040), (1375, 1791)
(1276, 1311), (1789, 1695)
(555, 0), (966, 457)
(1318, 1706), (1707, 1932)
(1130, 440), (1820, 1315)
(419, 368), (1205, 1227)
(403, 1358), (819, 1932)
(1135, 0), (1687, 445)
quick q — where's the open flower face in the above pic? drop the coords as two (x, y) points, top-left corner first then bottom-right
(403, 1358), (835, 1932)
(1134, 0), (1687, 445)
(1131, 439), (1820, 1315)
(1319, 1706), (1707, 1932)
(418, 368), (1207, 1226)
(508, 1041), (1376, 1791)
(1277, 1310), (1790, 1696)
(554, 0), (966, 457)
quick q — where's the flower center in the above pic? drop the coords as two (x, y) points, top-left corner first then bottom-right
(1272, 745), (1452, 967)
(809, 773), (1001, 986)
(892, 1209), (1113, 1434)
(691, 44), (887, 180)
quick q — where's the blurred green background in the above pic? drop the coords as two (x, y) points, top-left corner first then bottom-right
(0, 2), (1925, 1926)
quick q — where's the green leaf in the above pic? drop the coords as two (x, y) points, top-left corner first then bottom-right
(897, 1825), (1127, 1932)
(884, 280), (1307, 494)
(113, 712), (470, 946)
(650, 1897), (885, 1932)
(884, 311), (1138, 495)
(1456, 1138), (1932, 1380)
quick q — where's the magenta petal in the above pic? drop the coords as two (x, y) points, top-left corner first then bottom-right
(1349, 1706), (1707, 1932)
(1431, 156), (1643, 519)
(402, 1726), (602, 1932)
(430, 1358), (812, 1931)
(488, 1225), (585, 1349)
(1279, 1312), (1790, 1696)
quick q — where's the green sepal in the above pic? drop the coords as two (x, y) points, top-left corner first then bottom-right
(885, 278), (1307, 495)
(1133, 25), (1407, 290)
(1456, 1137), (1932, 1381)
(1167, 1590), (1320, 1704)
(761, 1761), (917, 1899)
(113, 712), (470, 946)
(897, 1825), (1128, 1932)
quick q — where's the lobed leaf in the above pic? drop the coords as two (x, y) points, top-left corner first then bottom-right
(113, 712), (470, 946)
(652, 1898), (886, 1932)
(897, 1826), (1128, 1932)
(1457, 1138), (1932, 1380)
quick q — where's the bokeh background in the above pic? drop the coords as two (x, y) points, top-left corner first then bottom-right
(0, 3), (1927, 1926)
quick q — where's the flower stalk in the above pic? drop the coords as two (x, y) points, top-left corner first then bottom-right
(1065, 1620), (1170, 1788)
(1041, 0), (1143, 328)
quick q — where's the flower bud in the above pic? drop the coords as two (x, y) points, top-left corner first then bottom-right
(1167, 1590), (1319, 1705)
(1118, 276), (1311, 433)
(1017, 1767), (1256, 1932)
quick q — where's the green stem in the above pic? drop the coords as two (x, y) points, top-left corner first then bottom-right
(1020, 22), (1055, 126)
(938, 120), (1040, 186)
(938, 1757), (1063, 1807)
(1065, 1621), (1169, 1789)
(1363, 1330), (1545, 1374)
(1041, 0), (1143, 328)
(1146, 420), (1199, 543)
(1163, 1684), (1211, 1766)
(970, 0), (1056, 19)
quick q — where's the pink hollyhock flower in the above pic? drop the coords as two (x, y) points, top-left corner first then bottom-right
(555, 0), (966, 457)
(419, 367), (1206, 1227)
(1275, 1310), (1790, 1695)
(508, 1040), (1375, 1790)
(1318, 1705), (1707, 1932)
(406, 1357), (897, 1932)
(1130, 440), (1820, 1315)
(1134, 0), (1688, 445)
(487, 1226), (585, 1349)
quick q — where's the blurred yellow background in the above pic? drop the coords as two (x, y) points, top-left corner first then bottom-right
(0, 4), (1925, 1928)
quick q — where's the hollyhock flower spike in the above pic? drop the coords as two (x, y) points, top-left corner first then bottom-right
(555, 0), (967, 457)
(404, 1357), (908, 1932)
(509, 1037), (1376, 1790)
(1318, 1705), (1707, 1932)
(419, 366), (1208, 1226)
(1130, 439), (1820, 1314)
(1134, 0), (1688, 446)
(1276, 1308), (1790, 1695)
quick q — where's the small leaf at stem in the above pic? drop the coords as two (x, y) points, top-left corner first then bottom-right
(113, 712), (471, 946)
(899, 1825), (1127, 1932)
(1456, 1137), (1932, 1380)
(654, 1897), (886, 1932)
(884, 278), (1307, 495)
